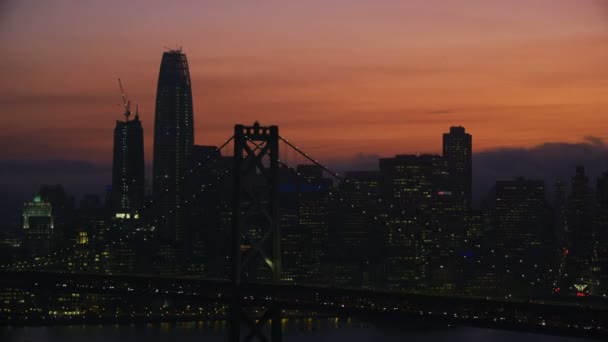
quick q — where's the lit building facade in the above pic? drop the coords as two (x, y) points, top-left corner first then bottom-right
(462, 210), (498, 295)
(23, 195), (54, 257)
(494, 178), (551, 297)
(379, 154), (461, 292)
(296, 165), (332, 282)
(279, 165), (331, 283)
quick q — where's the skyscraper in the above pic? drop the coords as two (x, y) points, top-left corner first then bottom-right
(379, 154), (460, 292)
(330, 171), (382, 288)
(596, 171), (608, 296)
(38, 185), (74, 250)
(152, 49), (194, 270)
(494, 178), (551, 297)
(443, 126), (472, 211)
(278, 164), (331, 283)
(111, 110), (144, 217)
(563, 166), (599, 295)
(23, 195), (54, 257)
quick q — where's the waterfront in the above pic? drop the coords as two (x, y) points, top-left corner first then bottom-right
(1, 319), (598, 342)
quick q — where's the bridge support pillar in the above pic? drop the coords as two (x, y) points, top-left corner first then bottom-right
(270, 305), (282, 342)
(228, 298), (283, 342)
(228, 291), (242, 342)
(230, 122), (282, 342)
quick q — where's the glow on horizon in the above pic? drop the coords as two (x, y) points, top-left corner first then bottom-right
(0, 0), (607, 162)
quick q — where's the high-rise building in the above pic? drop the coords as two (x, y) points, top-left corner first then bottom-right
(443, 126), (472, 211)
(552, 181), (568, 244)
(23, 195), (54, 257)
(296, 165), (332, 282)
(152, 49), (194, 267)
(379, 154), (449, 212)
(379, 154), (462, 292)
(462, 210), (498, 295)
(183, 145), (232, 276)
(563, 166), (599, 295)
(111, 111), (144, 217)
(279, 166), (304, 283)
(277, 165), (332, 283)
(596, 171), (608, 296)
(38, 185), (74, 250)
(494, 178), (551, 297)
(330, 171), (383, 288)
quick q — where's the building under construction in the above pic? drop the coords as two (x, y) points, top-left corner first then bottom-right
(111, 80), (145, 217)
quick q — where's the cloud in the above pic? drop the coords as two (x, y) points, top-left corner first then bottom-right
(0, 93), (113, 107)
(2, 137), (608, 209)
(0, 0), (20, 30)
(426, 109), (452, 115)
(327, 152), (381, 173)
(473, 138), (608, 205)
(330, 137), (608, 207)
(584, 135), (605, 146)
(0, 160), (112, 201)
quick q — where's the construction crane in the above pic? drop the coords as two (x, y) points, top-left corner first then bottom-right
(118, 78), (131, 121)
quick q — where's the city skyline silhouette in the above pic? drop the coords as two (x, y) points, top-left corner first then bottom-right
(1, 1), (607, 341)
(1, 1), (607, 162)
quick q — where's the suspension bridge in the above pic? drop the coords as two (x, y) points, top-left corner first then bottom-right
(1, 123), (607, 341)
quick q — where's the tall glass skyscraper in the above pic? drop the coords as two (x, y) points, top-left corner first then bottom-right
(152, 49), (194, 257)
(111, 112), (144, 216)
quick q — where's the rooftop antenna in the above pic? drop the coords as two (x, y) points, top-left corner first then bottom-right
(117, 78), (131, 121)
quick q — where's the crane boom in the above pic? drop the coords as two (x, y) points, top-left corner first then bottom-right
(118, 78), (131, 120)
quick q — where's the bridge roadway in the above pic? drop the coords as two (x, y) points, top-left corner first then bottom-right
(1, 270), (607, 338)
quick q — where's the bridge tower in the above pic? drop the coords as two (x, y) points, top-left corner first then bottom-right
(230, 122), (282, 342)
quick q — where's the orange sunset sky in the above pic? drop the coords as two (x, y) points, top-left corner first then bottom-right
(1, 0), (607, 164)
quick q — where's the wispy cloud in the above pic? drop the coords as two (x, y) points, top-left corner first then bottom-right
(426, 109), (452, 115)
(0, 93), (113, 106)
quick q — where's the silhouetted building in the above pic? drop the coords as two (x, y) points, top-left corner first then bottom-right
(379, 154), (448, 211)
(552, 181), (568, 244)
(379, 154), (460, 292)
(552, 180), (569, 294)
(152, 49), (194, 272)
(23, 195), (54, 257)
(562, 166), (599, 295)
(279, 165), (331, 283)
(596, 171), (608, 296)
(296, 165), (332, 282)
(38, 185), (74, 250)
(279, 167), (304, 283)
(443, 126), (472, 211)
(329, 171), (383, 288)
(111, 111), (144, 217)
(462, 210), (498, 295)
(494, 178), (551, 297)
(183, 145), (233, 276)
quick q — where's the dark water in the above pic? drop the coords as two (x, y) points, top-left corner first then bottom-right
(0, 319), (597, 342)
